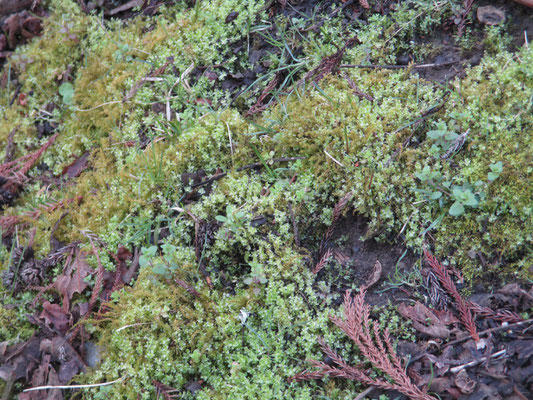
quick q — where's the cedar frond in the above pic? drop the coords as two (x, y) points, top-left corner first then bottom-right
(359, 0), (370, 10)
(312, 248), (333, 274)
(319, 191), (354, 254)
(466, 300), (524, 324)
(0, 132), (59, 184)
(290, 287), (436, 400)
(424, 250), (479, 342)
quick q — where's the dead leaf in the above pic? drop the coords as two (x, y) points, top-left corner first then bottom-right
(54, 249), (91, 311)
(61, 151), (90, 179)
(363, 260), (382, 289)
(39, 301), (71, 333)
(0, 335), (41, 381)
(45, 365), (63, 400)
(58, 359), (79, 384)
(20, 354), (51, 400)
(40, 336), (86, 372)
(455, 369), (477, 394)
(477, 6), (505, 26)
(398, 302), (451, 339)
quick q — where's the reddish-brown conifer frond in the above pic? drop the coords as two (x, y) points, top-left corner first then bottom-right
(424, 250), (479, 342)
(466, 300), (524, 324)
(312, 248), (333, 274)
(0, 132), (59, 183)
(289, 288), (436, 400)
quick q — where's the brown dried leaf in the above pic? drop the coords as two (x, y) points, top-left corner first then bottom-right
(0, 335), (41, 381)
(61, 151), (90, 179)
(39, 301), (71, 333)
(454, 370), (477, 394)
(54, 250), (91, 311)
(397, 302), (451, 339)
(363, 260), (382, 290)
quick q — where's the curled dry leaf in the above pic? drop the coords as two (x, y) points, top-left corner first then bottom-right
(39, 301), (71, 333)
(454, 369), (477, 394)
(363, 260), (382, 290)
(53, 249), (91, 311)
(397, 302), (452, 339)
(477, 6), (505, 26)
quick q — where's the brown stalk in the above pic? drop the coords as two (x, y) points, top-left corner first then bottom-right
(314, 191), (354, 272)
(289, 288), (436, 400)
(358, 0), (370, 10)
(175, 278), (200, 297)
(424, 250), (479, 342)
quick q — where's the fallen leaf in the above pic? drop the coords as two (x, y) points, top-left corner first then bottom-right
(0, 336), (41, 381)
(39, 301), (71, 333)
(363, 260), (382, 289)
(477, 6), (505, 26)
(54, 249), (91, 311)
(58, 359), (79, 384)
(455, 369), (477, 394)
(61, 151), (90, 179)
(398, 302), (451, 339)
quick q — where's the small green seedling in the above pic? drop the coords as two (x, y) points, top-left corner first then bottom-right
(449, 184), (479, 216)
(59, 82), (75, 105)
(139, 244), (179, 279)
(215, 205), (248, 234)
(427, 123), (459, 154)
(243, 261), (268, 287)
(487, 161), (503, 181)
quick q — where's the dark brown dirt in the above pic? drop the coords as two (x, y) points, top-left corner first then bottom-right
(313, 212), (419, 307)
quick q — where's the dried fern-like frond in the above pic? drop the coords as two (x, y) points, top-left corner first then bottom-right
(312, 248), (333, 274)
(290, 288), (436, 400)
(320, 191), (354, 253)
(466, 301), (524, 324)
(0, 132), (59, 184)
(424, 250), (479, 342)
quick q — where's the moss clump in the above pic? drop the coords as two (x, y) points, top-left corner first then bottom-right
(0, 1), (531, 399)
(252, 48), (531, 279)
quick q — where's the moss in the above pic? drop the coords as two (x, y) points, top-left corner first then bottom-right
(0, 1), (531, 398)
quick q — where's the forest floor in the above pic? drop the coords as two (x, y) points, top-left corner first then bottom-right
(0, 1), (532, 399)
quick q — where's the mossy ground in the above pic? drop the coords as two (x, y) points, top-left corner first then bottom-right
(0, 0), (531, 399)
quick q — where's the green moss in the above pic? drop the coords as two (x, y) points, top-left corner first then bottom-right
(0, 1), (531, 398)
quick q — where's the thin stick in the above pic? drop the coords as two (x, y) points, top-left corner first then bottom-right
(340, 61), (458, 70)
(190, 157), (305, 189)
(444, 318), (533, 348)
(288, 202), (300, 247)
(449, 349), (506, 373)
(324, 150), (345, 167)
(115, 322), (151, 332)
(354, 386), (375, 400)
(23, 377), (125, 392)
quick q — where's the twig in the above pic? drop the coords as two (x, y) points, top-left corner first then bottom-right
(343, 72), (373, 102)
(312, 248), (333, 274)
(449, 349), (506, 373)
(23, 376), (125, 392)
(190, 157), (305, 189)
(424, 250), (479, 342)
(443, 318), (533, 348)
(340, 61), (459, 70)
(290, 288), (436, 400)
(354, 386), (375, 400)
(288, 202), (300, 247)
(115, 322), (151, 332)
(324, 150), (345, 167)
